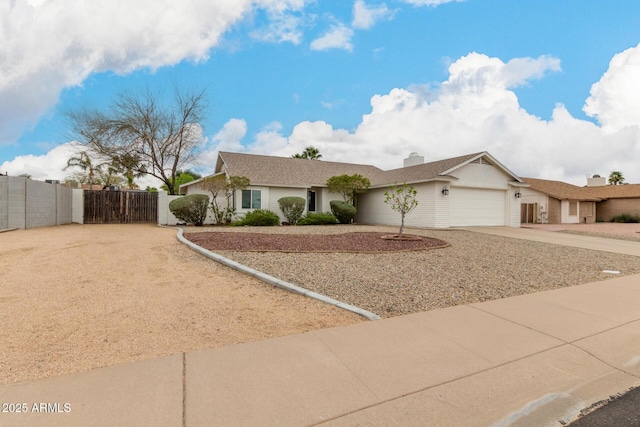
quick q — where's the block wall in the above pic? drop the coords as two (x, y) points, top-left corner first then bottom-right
(596, 199), (640, 222)
(0, 177), (73, 230)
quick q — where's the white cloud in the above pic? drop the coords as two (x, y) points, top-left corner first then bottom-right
(583, 42), (640, 131)
(352, 0), (392, 30)
(223, 50), (640, 185)
(9, 47), (640, 187)
(0, 0), (306, 147)
(194, 118), (248, 174)
(310, 23), (354, 51)
(249, 0), (309, 44)
(0, 142), (80, 181)
(401, 0), (464, 6)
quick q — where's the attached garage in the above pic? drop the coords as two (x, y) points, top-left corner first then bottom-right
(449, 187), (506, 226)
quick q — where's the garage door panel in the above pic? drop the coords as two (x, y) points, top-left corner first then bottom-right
(450, 188), (505, 226)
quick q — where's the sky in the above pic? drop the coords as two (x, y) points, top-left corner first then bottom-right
(2, 0), (640, 188)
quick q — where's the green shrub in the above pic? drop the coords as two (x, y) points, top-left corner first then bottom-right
(611, 213), (640, 223)
(297, 212), (338, 225)
(277, 196), (306, 224)
(236, 209), (280, 226)
(169, 194), (210, 226)
(330, 200), (357, 224)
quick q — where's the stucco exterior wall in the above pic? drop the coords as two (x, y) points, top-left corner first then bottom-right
(596, 198), (640, 222)
(72, 189), (84, 224)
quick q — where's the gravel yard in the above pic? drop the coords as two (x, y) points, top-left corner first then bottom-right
(184, 224), (640, 318)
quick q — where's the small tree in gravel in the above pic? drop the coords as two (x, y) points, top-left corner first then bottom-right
(384, 183), (418, 237)
(278, 196), (306, 224)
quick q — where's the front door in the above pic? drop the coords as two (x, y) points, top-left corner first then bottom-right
(307, 190), (316, 212)
(520, 203), (537, 224)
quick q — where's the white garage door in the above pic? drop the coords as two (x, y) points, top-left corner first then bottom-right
(450, 188), (506, 226)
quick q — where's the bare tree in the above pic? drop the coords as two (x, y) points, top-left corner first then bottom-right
(384, 183), (419, 237)
(66, 86), (207, 194)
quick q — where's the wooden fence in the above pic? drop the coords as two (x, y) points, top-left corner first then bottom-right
(84, 190), (158, 224)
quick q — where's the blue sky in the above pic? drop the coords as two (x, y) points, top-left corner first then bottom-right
(2, 0), (640, 186)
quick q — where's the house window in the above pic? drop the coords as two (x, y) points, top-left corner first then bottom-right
(569, 201), (578, 216)
(241, 189), (261, 209)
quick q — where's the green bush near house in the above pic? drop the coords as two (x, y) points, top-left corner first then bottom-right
(330, 200), (357, 224)
(611, 213), (640, 223)
(169, 194), (210, 226)
(297, 212), (339, 225)
(234, 209), (280, 226)
(277, 196), (306, 224)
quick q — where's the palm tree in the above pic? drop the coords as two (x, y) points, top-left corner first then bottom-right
(111, 153), (146, 189)
(608, 171), (625, 185)
(64, 151), (103, 190)
(292, 146), (322, 160)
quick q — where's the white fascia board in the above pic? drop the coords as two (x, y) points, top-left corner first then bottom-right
(370, 176), (459, 189)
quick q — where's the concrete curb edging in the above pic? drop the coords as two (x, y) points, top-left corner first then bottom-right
(167, 226), (382, 321)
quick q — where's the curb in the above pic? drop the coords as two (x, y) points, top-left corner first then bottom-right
(167, 226), (381, 321)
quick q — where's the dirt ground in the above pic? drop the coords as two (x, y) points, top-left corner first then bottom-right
(0, 224), (363, 385)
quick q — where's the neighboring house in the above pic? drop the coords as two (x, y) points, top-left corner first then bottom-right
(521, 176), (640, 224)
(520, 178), (600, 224)
(180, 151), (528, 228)
(582, 180), (640, 221)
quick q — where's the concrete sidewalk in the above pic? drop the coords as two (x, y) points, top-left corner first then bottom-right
(2, 272), (640, 427)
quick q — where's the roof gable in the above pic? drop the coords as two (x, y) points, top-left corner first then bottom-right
(377, 152), (524, 187)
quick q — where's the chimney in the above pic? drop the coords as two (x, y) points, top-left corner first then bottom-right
(404, 152), (424, 168)
(587, 174), (606, 187)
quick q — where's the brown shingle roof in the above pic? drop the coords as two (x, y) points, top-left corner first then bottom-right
(377, 152), (484, 186)
(217, 152), (385, 187)
(522, 177), (601, 201)
(582, 184), (640, 199)
(179, 151), (523, 190)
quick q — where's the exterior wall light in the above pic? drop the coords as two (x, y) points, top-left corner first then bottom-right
(442, 186), (449, 196)
(515, 191), (522, 199)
